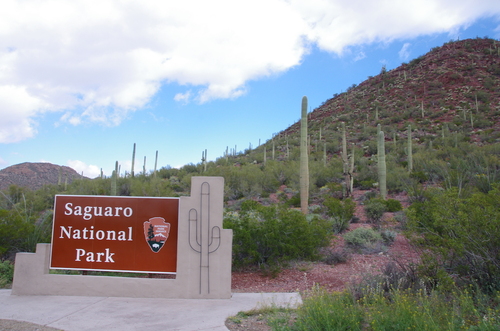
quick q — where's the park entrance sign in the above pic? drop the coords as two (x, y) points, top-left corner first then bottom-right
(50, 195), (179, 274)
(12, 177), (232, 299)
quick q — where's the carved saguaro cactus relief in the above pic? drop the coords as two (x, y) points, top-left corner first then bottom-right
(188, 181), (221, 294)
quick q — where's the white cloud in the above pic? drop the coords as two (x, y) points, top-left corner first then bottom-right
(399, 43), (412, 61)
(67, 160), (101, 178)
(353, 51), (366, 62)
(1, 0), (500, 143)
(294, 0), (500, 54)
(174, 91), (193, 104)
(0, 85), (47, 142)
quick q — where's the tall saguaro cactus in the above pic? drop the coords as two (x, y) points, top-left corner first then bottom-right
(407, 125), (413, 173)
(201, 149), (207, 172)
(188, 182), (221, 294)
(341, 122), (350, 197)
(111, 161), (118, 196)
(272, 140), (275, 160)
(378, 131), (387, 199)
(153, 150), (158, 178)
(350, 143), (355, 194)
(131, 143), (136, 178)
(300, 96), (309, 214)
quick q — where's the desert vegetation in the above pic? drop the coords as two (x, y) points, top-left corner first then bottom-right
(1, 37), (500, 329)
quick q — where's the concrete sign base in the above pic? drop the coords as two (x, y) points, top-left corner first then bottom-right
(12, 177), (233, 299)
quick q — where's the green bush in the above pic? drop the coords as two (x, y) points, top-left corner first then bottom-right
(323, 197), (355, 221)
(224, 201), (332, 269)
(330, 216), (349, 234)
(343, 227), (382, 248)
(322, 248), (350, 265)
(406, 185), (500, 293)
(384, 198), (403, 212)
(285, 192), (301, 208)
(0, 260), (14, 288)
(380, 229), (397, 244)
(0, 207), (52, 259)
(354, 179), (376, 190)
(363, 199), (386, 224)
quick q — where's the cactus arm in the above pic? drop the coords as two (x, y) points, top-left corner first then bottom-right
(209, 226), (221, 253)
(188, 208), (200, 252)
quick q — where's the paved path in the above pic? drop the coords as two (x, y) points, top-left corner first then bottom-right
(0, 290), (301, 331)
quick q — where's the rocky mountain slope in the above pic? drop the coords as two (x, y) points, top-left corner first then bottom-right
(0, 162), (82, 191)
(276, 37), (500, 152)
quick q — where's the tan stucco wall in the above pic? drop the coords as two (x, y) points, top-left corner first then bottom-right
(12, 177), (233, 299)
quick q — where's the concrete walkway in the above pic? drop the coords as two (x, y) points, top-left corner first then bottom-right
(0, 290), (301, 331)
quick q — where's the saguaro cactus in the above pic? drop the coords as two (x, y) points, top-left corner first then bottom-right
(350, 143), (355, 194)
(341, 122), (350, 197)
(188, 182), (221, 294)
(378, 131), (387, 199)
(153, 150), (158, 178)
(272, 140), (275, 160)
(131, 143), (136, 177)
(111, 161), (118, 196)
(201, 149), (207, 172)
(300, 96), (309, 214)
(407, 125), (413, 172)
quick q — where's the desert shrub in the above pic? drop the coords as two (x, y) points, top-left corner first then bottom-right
(0, 260), (14, 288)
(323, 197), (355, 234)
(284, 192), (301, 208)
(386, 162), (411, 192)
(354, 179), (376, 190)
(343, 227), (382, 248)
(363, 190), (378, 200)
(330, 216), (350, 234)
(308, 204), (322, 214)
(410, 170), (428, 183)
(384, 198), (403, 212)
(323, 197), (355, 221)
(380, 229), (397, 244)
(0, 205), (52, 259)
(224, 201), (332, 269)
(393, 211), (408, 229)
(322, 248), (351, 265)
(406, 185), (500, 293)
(363, 199), (386, 225)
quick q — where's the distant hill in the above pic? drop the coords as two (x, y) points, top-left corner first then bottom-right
(0, 162), (83, 191)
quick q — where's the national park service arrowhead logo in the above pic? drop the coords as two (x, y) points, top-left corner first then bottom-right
(143, 217), (171, 253)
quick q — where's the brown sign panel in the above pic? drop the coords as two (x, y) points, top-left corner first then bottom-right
(50, 195), (179, 274)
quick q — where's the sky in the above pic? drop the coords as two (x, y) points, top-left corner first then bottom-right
(1, 0), (500, 178)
